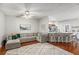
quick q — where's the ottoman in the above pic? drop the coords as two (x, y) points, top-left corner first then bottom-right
(5, 39), (21, 50)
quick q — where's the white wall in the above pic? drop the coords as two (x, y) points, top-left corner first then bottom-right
(39, 16), (49, 34)
(5, 16), (39, 34)
(0, 11), (5, 48)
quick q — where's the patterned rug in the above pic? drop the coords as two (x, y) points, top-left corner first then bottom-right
(6, 43), (73, 55)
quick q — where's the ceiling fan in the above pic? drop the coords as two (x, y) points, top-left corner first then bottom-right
(16, 10), (30, 17)
(15, 4), (39, 18)
(15, 4), (43, 18)
(15, 3), (31, 17)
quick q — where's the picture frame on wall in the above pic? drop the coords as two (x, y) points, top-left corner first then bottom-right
(20, 24), (31, 31)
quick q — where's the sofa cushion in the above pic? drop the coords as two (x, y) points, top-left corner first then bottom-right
(6, 39), (21, 50)
(26, 33), (33, 37)
(20, 33), (33, 37)
(19, 37), (35, 43)
(20, 33), (26, 37)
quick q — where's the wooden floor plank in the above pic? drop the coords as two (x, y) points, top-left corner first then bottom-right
(49, 42), (79, 55)
(0, 46), (6, 55)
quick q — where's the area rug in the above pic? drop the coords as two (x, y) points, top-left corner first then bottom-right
(6, 43), (73, 55)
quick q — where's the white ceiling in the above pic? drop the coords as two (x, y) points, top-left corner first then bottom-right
(0, 3), (79, 21)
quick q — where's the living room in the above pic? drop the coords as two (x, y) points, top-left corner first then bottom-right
(0, 3), (79, 55)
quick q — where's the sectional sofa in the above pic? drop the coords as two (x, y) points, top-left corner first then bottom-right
(5, 33), (38, 50)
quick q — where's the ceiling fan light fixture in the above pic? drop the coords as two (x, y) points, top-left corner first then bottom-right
(25, 10), (30, 16)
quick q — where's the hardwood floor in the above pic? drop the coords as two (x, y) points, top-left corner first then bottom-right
(49, 41), (79, 55)
(0, 40), (79, 55)
(0, 40), (39, 55)
(0, 46), (6, 55)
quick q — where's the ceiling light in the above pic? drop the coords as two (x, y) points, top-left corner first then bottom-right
(25, 11), (30, 16)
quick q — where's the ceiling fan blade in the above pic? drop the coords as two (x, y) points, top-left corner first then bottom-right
(16, 14), (24, 17)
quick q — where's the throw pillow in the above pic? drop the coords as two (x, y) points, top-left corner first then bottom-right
(16, 34), (21, 38)
(12, 35), (17, 39)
